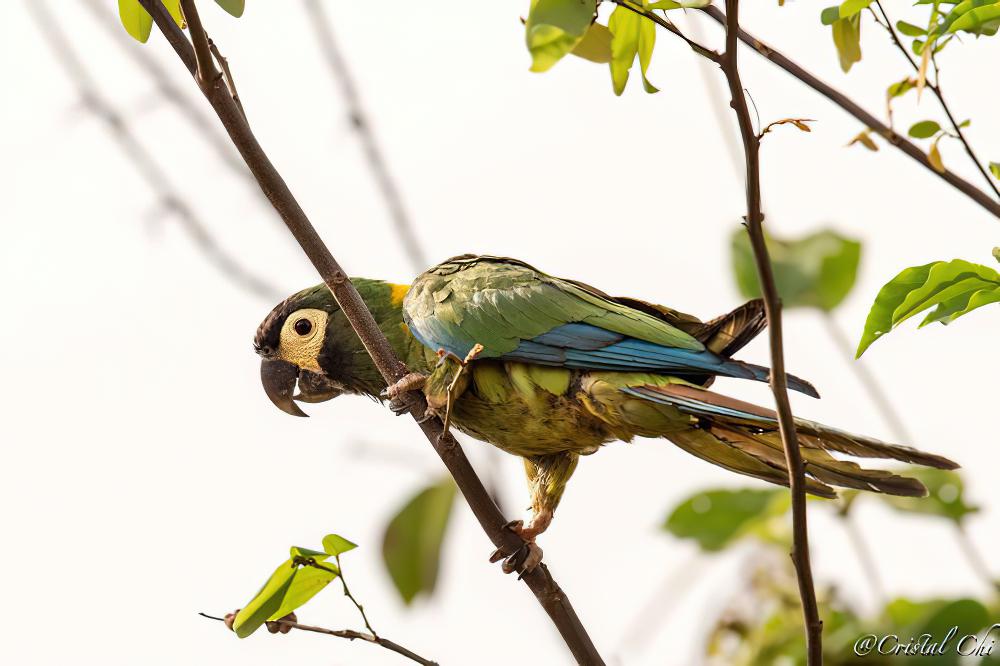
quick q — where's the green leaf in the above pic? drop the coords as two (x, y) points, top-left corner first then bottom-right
(831, 14), (862, 72)
(232, 559), (297, 638)
(214, 0), (245, 18)
(608, 5), (641, 96)
(839, 0), (873, 18)
(896, 20), (927, 36)
(947, 2), (1000, 34)
(289, 546), (331, 561)
(820, 6), (841, 25)
(879, 469), (978, 522)
(637, 13), (658, 94)
(570, 22), (612, 63)
(989, 161), (1000, 180)
(994, 247), (1000, 263)
(731, 228), (862, 311)
(525, 0), (597, 73)
(648, 0), (710, 8)
(887, 76), (917, 99)
(856, 258), (1000, 356)
(908, 120), (942, 138)
(118, 0), (152, 43)
(664, 488), (789, 551)
(382, 478), (456, 604)
(322, 534), (358, 556)
(269, 565), (338, 622)
(163, 0), (185, 28)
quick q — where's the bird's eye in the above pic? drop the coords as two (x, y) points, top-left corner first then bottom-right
(293, 318), (313, 336)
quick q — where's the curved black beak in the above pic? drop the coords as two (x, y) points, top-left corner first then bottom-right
(260, 359), (309, 417)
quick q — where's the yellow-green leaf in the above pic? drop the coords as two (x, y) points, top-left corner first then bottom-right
(989, 161), (1000, 180)
(608, 5), (641, 96)
(908, 119), (941, 139)
(118, 0), (152, 43)
(831, 14), (862, 72)
(928, 138), (945, 172)
(382, 478), (456, 604)
(214, 0), (245, 18)
(731, 228), (862, 311)
(525, 0), (597, 73)
(857, 258), (1000, 356)
(848, 129), (879, 151)
(570, 23), (612, 63)
(664, 488), (789, 551)
(232, 559), (297, 638)
(269, 565), (338, 622)
(163, 0), (186, 28)
(322, 534), (358, 556)
(637, 13), (658, 94)
(648, 0), (711, 9)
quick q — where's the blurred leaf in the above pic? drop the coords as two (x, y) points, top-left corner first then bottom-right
(821, 0), (872, 24)
(994, 247), (1000, 263)
(214, 0), (245, 18)
(884, 597), (990, 665)
(731, 228), (862, 311)
(831, 14), (862, 72)
(879, 468), (979, 522)
(989, 161), (1000, 180)
(322, 534), (358, 556)
(382, 477), (456, 604)
(896, 20), (927, 36)
(570, 23), (612, 63)
(848, 129), (879, 151)
(928, 137), (946, 173)
(909, 120), (942, 138)
(608, 5), (641, 95)
(525, 0), (597, 73)
(887, 76), (917, 99)
(664, 488), (789, 551)
(232, 559), (297, 638)
(856, 258), (1000, 356)
(118, 0), (152, 43)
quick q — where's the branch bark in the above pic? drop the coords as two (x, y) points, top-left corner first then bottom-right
(719, 1), (822, 663)
(29, 0), (279, 301)
(700, 4), (1000, 221)
(141, 1), (603, 662)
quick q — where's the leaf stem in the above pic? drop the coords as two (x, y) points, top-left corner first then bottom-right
(334, 554), (379, 638)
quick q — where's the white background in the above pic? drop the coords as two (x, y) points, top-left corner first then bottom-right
(2, 1), (997, 664)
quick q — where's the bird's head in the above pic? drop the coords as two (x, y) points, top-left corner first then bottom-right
(254, 279), (411, 417)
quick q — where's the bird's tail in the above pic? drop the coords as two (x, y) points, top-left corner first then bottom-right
(620, 383), (957, 499)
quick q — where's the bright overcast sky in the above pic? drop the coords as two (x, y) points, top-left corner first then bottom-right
(3, 1), (999, 665)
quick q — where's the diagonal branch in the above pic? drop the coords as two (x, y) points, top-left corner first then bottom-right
(302, 0), (428, 271)
(872, 1), (1000, 199)
(28, 0), (279, 301)
(140, 1), (603, 662)
(719, 1), (822, 663)
(699, 4), (1000, 221)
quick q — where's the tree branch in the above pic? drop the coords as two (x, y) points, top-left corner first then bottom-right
(302, 0), (428, 271)
(699, 4), (1000, 221)
(611, 0), (719, 62)
(719, 1), (822, 663)
(200, 613), (438, 666)
(872, 1), (1000, 199)
(142, 1), (603, 662)
(28, 0), (279, 301)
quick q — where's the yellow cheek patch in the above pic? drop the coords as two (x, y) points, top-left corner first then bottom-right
(277, 308), (329, 372)
(390, 283), (410, 306)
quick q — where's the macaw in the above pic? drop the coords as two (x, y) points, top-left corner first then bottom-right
(255, 255), (956, 569)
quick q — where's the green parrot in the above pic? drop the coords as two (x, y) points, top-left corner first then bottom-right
(255, 255), (956, 568)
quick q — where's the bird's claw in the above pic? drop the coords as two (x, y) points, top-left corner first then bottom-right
(488, 520), (544, 576)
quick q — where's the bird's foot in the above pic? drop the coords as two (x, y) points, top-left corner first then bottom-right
(488, 520), (544, 578)
(383, 372), (428, 400)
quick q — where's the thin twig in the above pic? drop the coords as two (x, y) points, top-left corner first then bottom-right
(142, 1), (603, 662)
(302, 0), (428, 271)
(719, 1), (822, 663)
(208, 39), (247, 121)
(28, 0), (280, 301)
(334, 554), (379, 638)
(198, 612), (438, 665)
(698, 5), (1000, 221)
(872, 1), (1000, 199)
